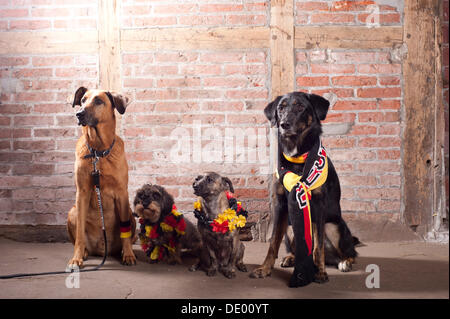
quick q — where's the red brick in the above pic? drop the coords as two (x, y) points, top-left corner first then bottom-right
(14, 140), (55, 151)
(32, 7), (71, 17)
(311, 64), (355, 74)
(357, 162), (400, 173)
(203, 77), (248, 88)
(330, 1), (376, 12)
(322, 136), (356, 148)
(357, 188), (400, 200)
(199, 4), (244, 12)
(358, 111), (399, 123)
(349, 124), (377, 135)
(0, 57), (29, 66)
(357, 13), (401, 24)
(178, 15), (224, 26)
(358, 64), (401, 74)
(297, 1), (329, 11)
(14, 116), (54, 126)
(377, 149), (401, 160)
(133, 16), (177, 27)
(323, 112), (356, 123)
(339, 175), (377, 186)
(311, 88), (354, 98)
(226, 15), (266, 25)
(9, 20), (51, 30)
(341, 199), (376, 212)
(157, 77), (201, 88)
(153, 4), (197, 14)
(378, 124), (401, 135)
(332, 76), (377, 86)
(379, 100), (401, 110)
(357, 87), (401, 98)
(34, 128), (76, 138)
(358, 137), (401, 148)
(296, 76), (329, 87)
(330, 51), (377, 63)
(32, 56), (73, 67)
(12, 164), (55, 175)
(310, 13), (354, 24)
(154, 102), (200, 112)
(1, 104), (31, 115)
(333, 100), (377, 110)
(224, 64), (267, 75)
(154, 52), (198, 63)
(200, 52), (244, 63)
(379, 76), (401, 86)
(0, 9), (29, 18)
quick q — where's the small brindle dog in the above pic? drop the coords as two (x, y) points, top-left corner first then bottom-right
(191, 172), (247, 279)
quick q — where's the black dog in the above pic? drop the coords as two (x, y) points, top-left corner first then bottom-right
(250, 92), (358, 287)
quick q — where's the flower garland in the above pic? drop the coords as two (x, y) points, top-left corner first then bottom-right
(193, 191), (248, 234)
(138, 204), (186, 262)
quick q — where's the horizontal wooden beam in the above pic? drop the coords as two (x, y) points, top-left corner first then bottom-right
(0, 25), (403, 55)
(121, 27), (270, 51)
(0, 31), (98, 55)
(294, 26), (403, 49)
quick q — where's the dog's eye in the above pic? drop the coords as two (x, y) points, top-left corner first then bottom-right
(94, 97), (103, 105)
(206, 176), (212, 183)
(152, 193), (161, 201)
(81, 97), (87, 104)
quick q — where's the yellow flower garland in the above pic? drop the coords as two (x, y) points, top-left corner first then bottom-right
(194, 199), (246, 233)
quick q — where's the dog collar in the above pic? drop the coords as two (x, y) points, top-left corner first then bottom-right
(84, 138), (116, 159)
(193, 192), (248, 234)
(283, 152), (308, 164)
(138, 205), (186, 261)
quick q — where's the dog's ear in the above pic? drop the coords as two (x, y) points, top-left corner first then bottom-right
(161, 188), (175, 216)
(106, 92), (129, 115)
(263, 95), (282, 127)
(307, 93), (330, 121)
(222, 177), (234, 193)
(72, 87), (87, 108)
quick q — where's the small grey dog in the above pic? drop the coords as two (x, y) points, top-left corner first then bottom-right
(191, 172), (247, 279)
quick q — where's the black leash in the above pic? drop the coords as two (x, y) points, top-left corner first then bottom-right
(0, 142), (113, 280)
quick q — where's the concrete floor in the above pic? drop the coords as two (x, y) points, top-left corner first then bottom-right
(0, 238), (448, 299)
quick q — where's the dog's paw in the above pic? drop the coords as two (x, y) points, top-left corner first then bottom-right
(313, 271), (329, 284)
(189, 264), (199, 272)
(221, 268), (236, 279)
(122, 251), (137, 266)
(68, 257), (84, 269)
(236, 262), (248, 272)
(338, 259), (352, 272)
(206, 268), (217, 277)
(280, 255), (295, 268)
(249, 266), (271, 278)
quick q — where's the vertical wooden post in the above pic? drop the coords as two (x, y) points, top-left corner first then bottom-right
(98, 0), (122, 134)
(270, 0), (295, 98)
(402, 0), (441, 235)
(259, 0), (295, 242)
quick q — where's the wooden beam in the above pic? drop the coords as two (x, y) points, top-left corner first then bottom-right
(121, 27), (270, 51)
(0, 31), (98, 55)
(402, 0), (441, 235)
(98, 0), (121, 92)
(294, 26), (403, 49)
(270, 0), (295, 97)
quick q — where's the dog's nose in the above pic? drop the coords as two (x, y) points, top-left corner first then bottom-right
(76, 110), (85, 119)
(280, 122), (290, 130)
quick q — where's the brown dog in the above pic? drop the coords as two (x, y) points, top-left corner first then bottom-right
(67, 87), (136, 267)
(134, 184), (202, 265)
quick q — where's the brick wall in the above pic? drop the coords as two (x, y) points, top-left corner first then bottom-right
(121, 49), (270, 218)
(295, 48), (402, 215)
(0, 0), (448, 237)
